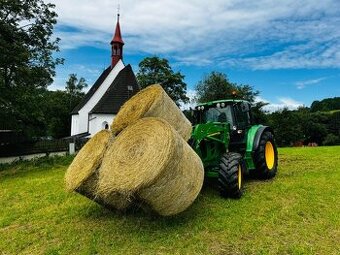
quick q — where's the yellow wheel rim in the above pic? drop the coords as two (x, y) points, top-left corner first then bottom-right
(238, 165), (242, 189)
(265, 141), (275, 170)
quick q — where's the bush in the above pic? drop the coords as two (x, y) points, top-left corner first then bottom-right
(323, 134), (340, 146)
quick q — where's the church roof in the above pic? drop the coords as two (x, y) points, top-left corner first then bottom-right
(71, 67), (112, 114)
(111, 19), (124, 45)
(90, 64), (139, 114)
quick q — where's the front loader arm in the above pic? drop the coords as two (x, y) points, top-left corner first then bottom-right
(190, 123), (230, 173)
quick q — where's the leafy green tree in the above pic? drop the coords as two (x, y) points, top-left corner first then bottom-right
(251, 101), (269, 124)
(0, 0), (62, 88)
(327, 111), (340, 138)
(42, 90), (70, 138)
(195, 72), (259, 103)
(42, 74), (87, 138)
(65, 73), (87, 111)
(299, 110), (328, 145)
(65, 74), (88, 96)
(0, 0), (62, 136)
(323, 134), (339, 145)
(136, 57), (189, 106)
(265, 106), (338, 147)
(267, 109), (304, 146)
(311, 97), (340, 112)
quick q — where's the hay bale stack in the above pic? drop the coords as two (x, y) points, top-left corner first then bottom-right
(110, 84), (192, 141)
(97, 117), (204, 216)
(138, 140), (204, 216)
(64, 130), (131, 210)
(65, 130), (112, 193)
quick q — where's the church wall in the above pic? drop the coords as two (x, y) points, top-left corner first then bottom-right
(70, 114), (79, 136)
(75, 60), (125, 135)
(88, 113), (116, 136)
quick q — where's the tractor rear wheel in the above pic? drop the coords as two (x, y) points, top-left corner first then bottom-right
(218, 152), (244, 199)
(254, 131), (278, 179)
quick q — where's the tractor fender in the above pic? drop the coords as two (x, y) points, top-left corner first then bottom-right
(252, 126), (274, 152)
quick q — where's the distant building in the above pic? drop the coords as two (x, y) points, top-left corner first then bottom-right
(70, 14), (140, 137)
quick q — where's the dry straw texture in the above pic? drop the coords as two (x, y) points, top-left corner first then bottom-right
(97, 117), (204, 216)
(65, 130), (131, 210)
(65, 130), (112, 194)
(138, 139), (204, 216)
(110, 84), (192, 141)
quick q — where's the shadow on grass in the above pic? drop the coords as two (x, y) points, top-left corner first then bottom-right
(80, 174), (268, 228)
(80, 184), (220, 232)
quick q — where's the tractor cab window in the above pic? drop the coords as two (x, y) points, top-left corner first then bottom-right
(203, 105), (234, 126)
(234, 103), (251, 129)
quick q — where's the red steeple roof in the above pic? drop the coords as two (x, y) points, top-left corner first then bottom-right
(110, 12), (124, 68)
(111, 14), (124, 45)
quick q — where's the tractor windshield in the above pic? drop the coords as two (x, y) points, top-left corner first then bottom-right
(203, 105), (233, 125)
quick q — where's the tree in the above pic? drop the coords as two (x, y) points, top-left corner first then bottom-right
(299, 110), (328, 145)
(323, 133), (339, 146)
(251, 101), (269, 124)
(0, 0), (62, 136)
(136, 57), (189, 106)
(196, 72), (259, 103)
(267, 108), (304, 146)
(65, 73), (87, 111)
(310, 97), (340, 112)
(42, 74), (87, 138)
(0, 0), (62, 88)
(65, 74), (88, 96)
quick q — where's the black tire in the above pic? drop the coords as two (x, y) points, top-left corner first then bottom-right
(253, 131), (278, 179)
(218, 152), (244, 199)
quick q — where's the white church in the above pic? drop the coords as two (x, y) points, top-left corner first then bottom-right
(70, 14), (140, 137)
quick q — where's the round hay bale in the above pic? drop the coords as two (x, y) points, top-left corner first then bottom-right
(65, 130), (131, 210)
(97, 117), (204, 215)
(65, 130), (113, 192)
(74, 174), (131, 211)
(138, 140), (204, 216)
(110, 84), (192, 141)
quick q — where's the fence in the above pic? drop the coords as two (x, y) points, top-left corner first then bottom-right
(0, 135), (89, 157)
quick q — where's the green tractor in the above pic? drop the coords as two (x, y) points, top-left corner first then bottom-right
(190, 99), (278, 198)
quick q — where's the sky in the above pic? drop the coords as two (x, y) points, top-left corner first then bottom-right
(49, 0), (340, 111)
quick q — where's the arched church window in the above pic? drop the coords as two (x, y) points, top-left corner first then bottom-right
(102, 121), (109, 130)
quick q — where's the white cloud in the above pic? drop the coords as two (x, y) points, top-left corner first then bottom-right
(256, 96), (303, 112)
(51, 64), (103, 91)
(54, 30), (108, 50)
(50, 0), (340, 69)
(180, 89), (197, 110)
(295, 77), (327, 89)
(254, 96), (270, 104)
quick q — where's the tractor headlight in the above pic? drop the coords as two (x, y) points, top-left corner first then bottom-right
(221, 103), (225, 108)
(216, 103), (221, 108)
(201, 106), (204, 110)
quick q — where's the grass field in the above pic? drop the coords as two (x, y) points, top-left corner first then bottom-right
(0, 146), (339, 255)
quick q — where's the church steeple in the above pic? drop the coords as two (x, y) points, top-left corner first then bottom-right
(110, 10), (124, 69)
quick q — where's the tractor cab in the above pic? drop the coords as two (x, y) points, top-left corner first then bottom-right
(190, 99), (278, 199)
(192, 100), (252, 149)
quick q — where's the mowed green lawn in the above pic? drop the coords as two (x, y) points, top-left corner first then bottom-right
(0, 147), (339, 255)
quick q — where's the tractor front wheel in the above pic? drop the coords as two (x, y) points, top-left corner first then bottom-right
(218, 152), (244, 199)
(254, 131), (278, 179)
